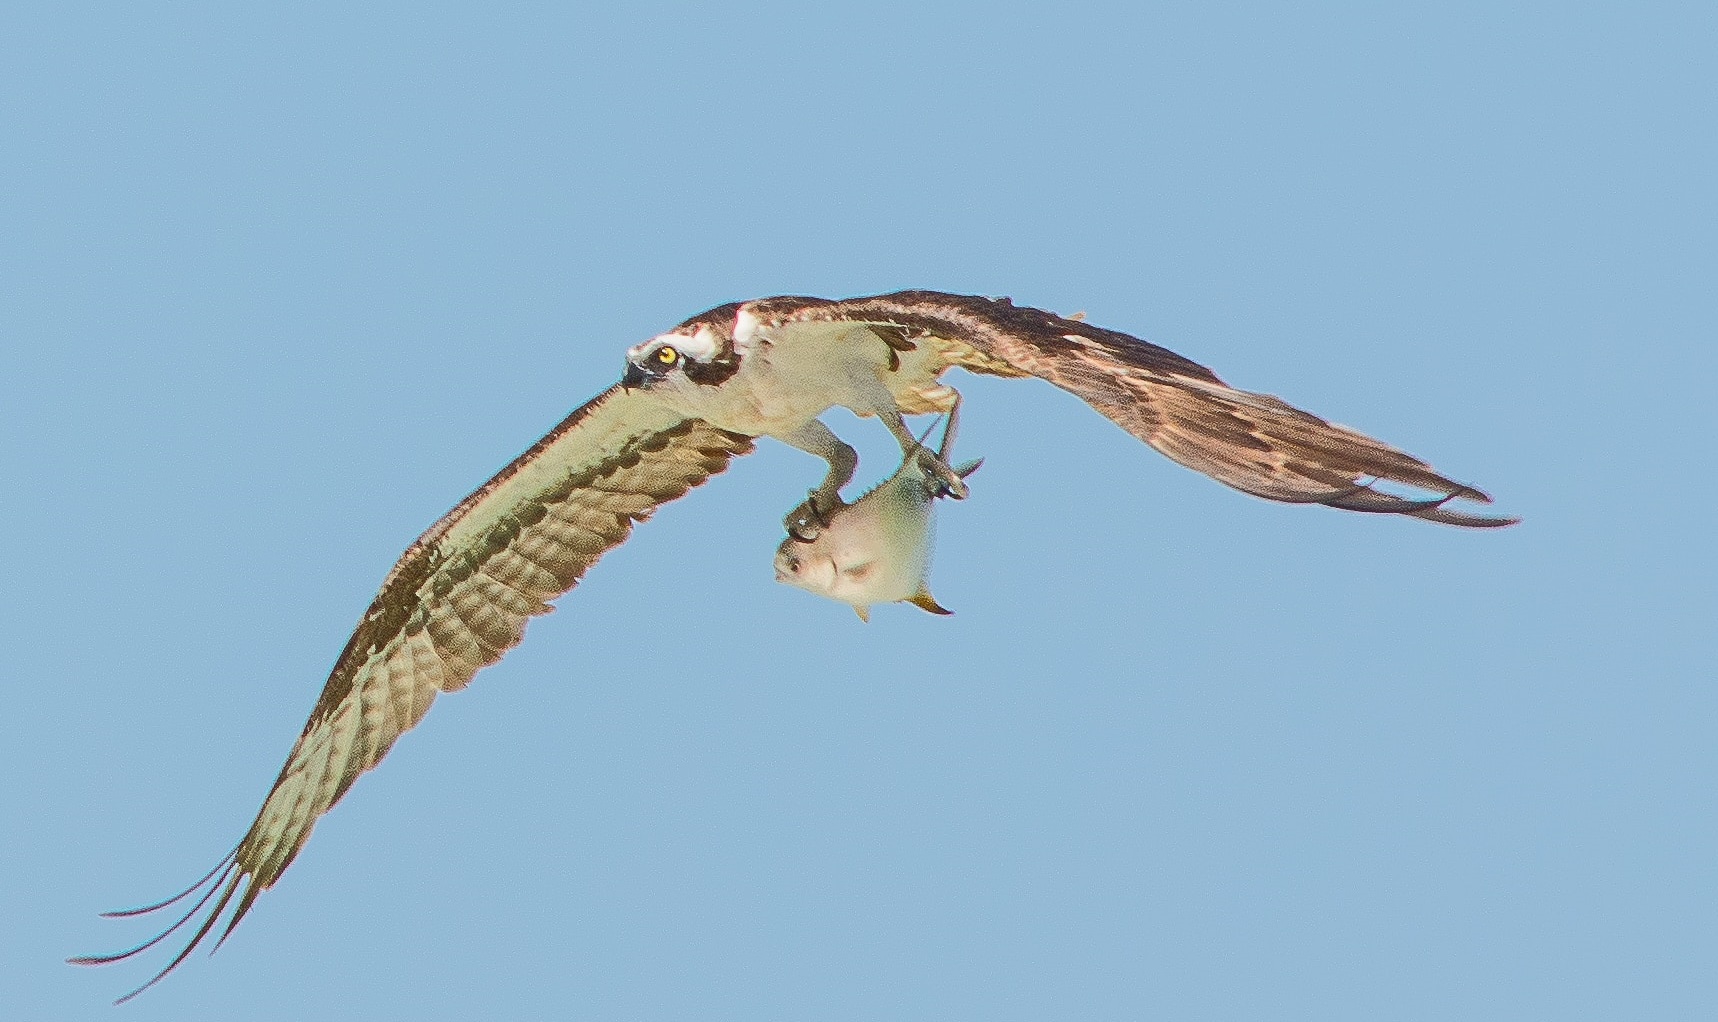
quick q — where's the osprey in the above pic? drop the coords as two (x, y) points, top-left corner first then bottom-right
(75, 290), (1515, 1000)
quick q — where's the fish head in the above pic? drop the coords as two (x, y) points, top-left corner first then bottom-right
(774, 530), (891, 600)
(773, 537), (840, 595)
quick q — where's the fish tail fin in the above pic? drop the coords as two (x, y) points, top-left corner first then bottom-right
(907, 588), (953, 616)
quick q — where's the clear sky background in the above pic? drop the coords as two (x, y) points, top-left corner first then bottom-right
(4, 3), (1713, 1019)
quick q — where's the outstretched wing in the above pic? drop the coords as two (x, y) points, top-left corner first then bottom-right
(74, 385), (753, 1000)
(749, 291), (1514, 527)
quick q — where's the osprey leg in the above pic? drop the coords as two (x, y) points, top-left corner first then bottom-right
(774, 418), (858, 540)
(882, 404), (970, 500)
(921, 395), (982, 498)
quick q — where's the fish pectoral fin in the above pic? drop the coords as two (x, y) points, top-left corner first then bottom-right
(854, 606), (871, 623)
(841, 560), (878, 582)
(906, 588), (953, 616)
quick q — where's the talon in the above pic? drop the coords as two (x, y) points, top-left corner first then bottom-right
(783, 503), (820, 542)
(921, 391), (975, 500)
(783, 489), (843, 541)
(804, 490), (833, 526)
(916, 450), (971, 501)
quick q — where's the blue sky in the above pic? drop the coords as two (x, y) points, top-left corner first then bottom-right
(4, 2), (1713, 1019)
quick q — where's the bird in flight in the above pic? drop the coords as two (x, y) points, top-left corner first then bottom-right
(74, 290), (1515, 1000)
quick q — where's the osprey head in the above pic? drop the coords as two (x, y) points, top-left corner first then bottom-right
(623, 319), (739, 391)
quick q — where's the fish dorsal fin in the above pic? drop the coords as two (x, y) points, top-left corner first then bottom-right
(906, 589), (953, 616)
(854, 606), (871, 623)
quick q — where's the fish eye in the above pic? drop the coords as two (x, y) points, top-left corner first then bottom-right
(785, 555), (802, 573)
(655, 345), (680, 366)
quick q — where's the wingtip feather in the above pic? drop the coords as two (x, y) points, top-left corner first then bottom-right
(1318, 481), (1518, 528)
(95, 845), (239, 919)
(71, 852), (239, 969)
(109, 872), (247, 1005)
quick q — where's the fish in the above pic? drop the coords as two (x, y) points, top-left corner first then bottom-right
(774, 409), (981, 621)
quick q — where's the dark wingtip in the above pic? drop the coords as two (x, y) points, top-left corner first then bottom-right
(96, 845), (239, 919)
(72, 846), (255, 1003)
(109, 872), (247, 1005)
(209, 881), (264, 955)
(1316, 480), (1516, 528)
(70, 856), (238, 969)
(1412, 507), (1521, 528)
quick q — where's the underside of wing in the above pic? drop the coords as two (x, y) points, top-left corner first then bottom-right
(74, 385), (753, 1000)
(751, 291), (1514, 527)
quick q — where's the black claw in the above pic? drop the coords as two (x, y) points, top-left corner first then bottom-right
(784, 490), (841, 542)
(807, 489), (845, 527)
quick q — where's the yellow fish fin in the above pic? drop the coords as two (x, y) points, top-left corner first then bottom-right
(906, 588), (953, 616)
(854, 606), (871, 623)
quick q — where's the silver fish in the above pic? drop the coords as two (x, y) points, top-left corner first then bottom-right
(774, 410), (980, 621)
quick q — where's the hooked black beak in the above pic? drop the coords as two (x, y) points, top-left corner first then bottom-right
(620, 362), (647, 391)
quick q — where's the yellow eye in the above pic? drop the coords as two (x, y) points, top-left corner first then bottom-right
(655, 345), (679, 365)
